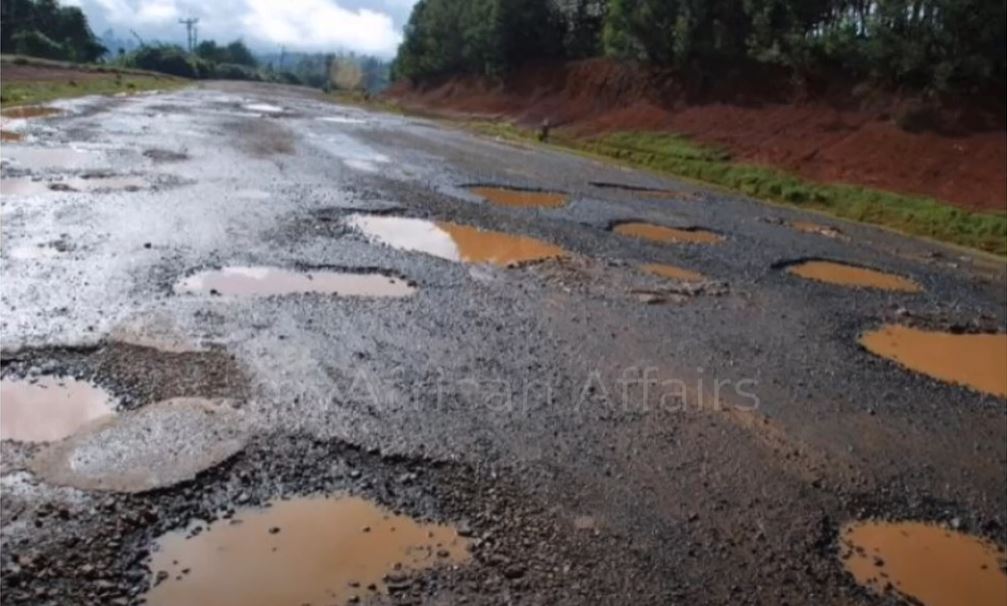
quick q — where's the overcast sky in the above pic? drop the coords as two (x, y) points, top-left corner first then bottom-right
(66, 0), (419, 57)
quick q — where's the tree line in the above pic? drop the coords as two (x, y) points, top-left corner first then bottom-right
(393, 0), (1006, 95)
(1, 0), (391, 93)
(1, 0), (105, 62)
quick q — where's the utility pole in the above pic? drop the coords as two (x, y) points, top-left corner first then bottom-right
(178, 17), (199, 52)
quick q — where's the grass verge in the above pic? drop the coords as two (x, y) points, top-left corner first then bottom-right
(1, 55), (187, 108)
(468, 120), (1007, 257)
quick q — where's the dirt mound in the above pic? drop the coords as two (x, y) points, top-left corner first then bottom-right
(389, 59), (1006, 213)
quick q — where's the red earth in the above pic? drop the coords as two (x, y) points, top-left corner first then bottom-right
(389, 59), (1006, 213)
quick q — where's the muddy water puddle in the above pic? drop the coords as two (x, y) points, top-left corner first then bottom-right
(642, 263), (706, 282)
(859, 324), (1007, 397)
(243, 103), (284, 113)
(349, 215), (568, 266)
(614, 222), (723, 244)
(318, 116), (366, 125)
(1, 145), (93, 169)
(175, 266), (415, 298)
(144, 495), (470, 606)
(1, 175), (145, 196)
(1, 130), (23, 142)
(840, 521), (1007, 606)
(470, 186), (568, 208)
(786, 260), (920, 292)
(1, 106), (61, 119)
(0, 376), (116, 442)
(791, 221), (844, 238)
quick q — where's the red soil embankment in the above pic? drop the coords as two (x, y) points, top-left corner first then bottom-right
(389, 59), (1006, 213)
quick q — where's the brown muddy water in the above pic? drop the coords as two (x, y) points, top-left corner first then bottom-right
(0, 176), (146, 196)
(470, 186), (568, 208)
(859, 324), (1007, 397)
(0, 106), (61, 119)
(0, 130), (23, 142)
(839, 521), (1007, 606)
(0, 376), (116, 442)
(786, 260), (921, 292)
(348, 215), (568, 266)
(144, 495), (470, 606)
(613, 222), (723, 245)
(642, 263), (706, 282)
(174, 267), (416, 298)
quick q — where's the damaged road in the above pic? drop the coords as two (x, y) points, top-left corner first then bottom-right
(1, 81), (1005, 605)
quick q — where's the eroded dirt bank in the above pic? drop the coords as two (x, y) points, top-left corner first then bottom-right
(389, 59), (1007, 213)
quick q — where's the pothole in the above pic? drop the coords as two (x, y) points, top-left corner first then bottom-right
(143, 148), (188, 163)
(791, 221), (844, 239)
(590, 182), (690, 199)
(243, 103), (284, 114)
(1, 130), (24, 142)
(30, 397), (248, 493)
(318, 116), (366, 125)
(641, 262), (706, 282)
(782, 260), (921, 292)
(1, 146), (93, 170)
(839, 520), (1007, 606)
(612, 221), (723, 244)
(348, 214), (569, 267)
(174, 266), (416, 298)
(1, 342), (249, 413)
(1, 106), (61, 119)
(0, 175), (146, 196)
(143, 495), (470, 606)
(0, 376), (116, 443)
(859, 324), (1007, 397)
(469, 185), (568, 208)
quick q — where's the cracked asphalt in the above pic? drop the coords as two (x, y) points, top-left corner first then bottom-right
(1, 81), (1005, 605)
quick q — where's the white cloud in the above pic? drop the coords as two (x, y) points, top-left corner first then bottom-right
(76, 0), (408, 57)
(241, 0), (401, 55)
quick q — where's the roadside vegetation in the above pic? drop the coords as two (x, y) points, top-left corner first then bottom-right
(395, 0), (1004, 99)
(0, 56), (185, 107)
(468, 120), (1007, 256)
(1, 0), (391, 95)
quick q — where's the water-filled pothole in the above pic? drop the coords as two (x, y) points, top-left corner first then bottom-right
(0, 376), (116, 442)
(243, 103), (284, 113)
(1, 146), (93, 169)
(859, 324), (1007, 397)
(839, 521), (1007, 606)
(144, 495), (470, 606)
(784, 260), (921, 292)
(174, 266), (416, 298)
(348, 215), (568, 266)
(0, 175), (146, 196)
(1, 130), (23, 142)
(318, 116), (366, 125)
(791, 221), (844, 239)
(469, 186), (568, 208)
(1, 106), (61, 119)
(642, 262), (706, 282)
(613, 222), (723, 244)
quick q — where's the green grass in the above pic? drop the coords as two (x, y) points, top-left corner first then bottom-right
(468, 121), (1007, 257)
(1, 55), (187, 108)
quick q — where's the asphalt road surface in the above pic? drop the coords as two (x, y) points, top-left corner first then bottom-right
(2, 81), (1005, 605)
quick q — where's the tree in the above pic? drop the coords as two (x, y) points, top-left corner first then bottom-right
(0, 0), (105, 62)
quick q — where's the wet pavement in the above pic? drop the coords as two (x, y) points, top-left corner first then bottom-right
(1, 81), (1005, 605)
